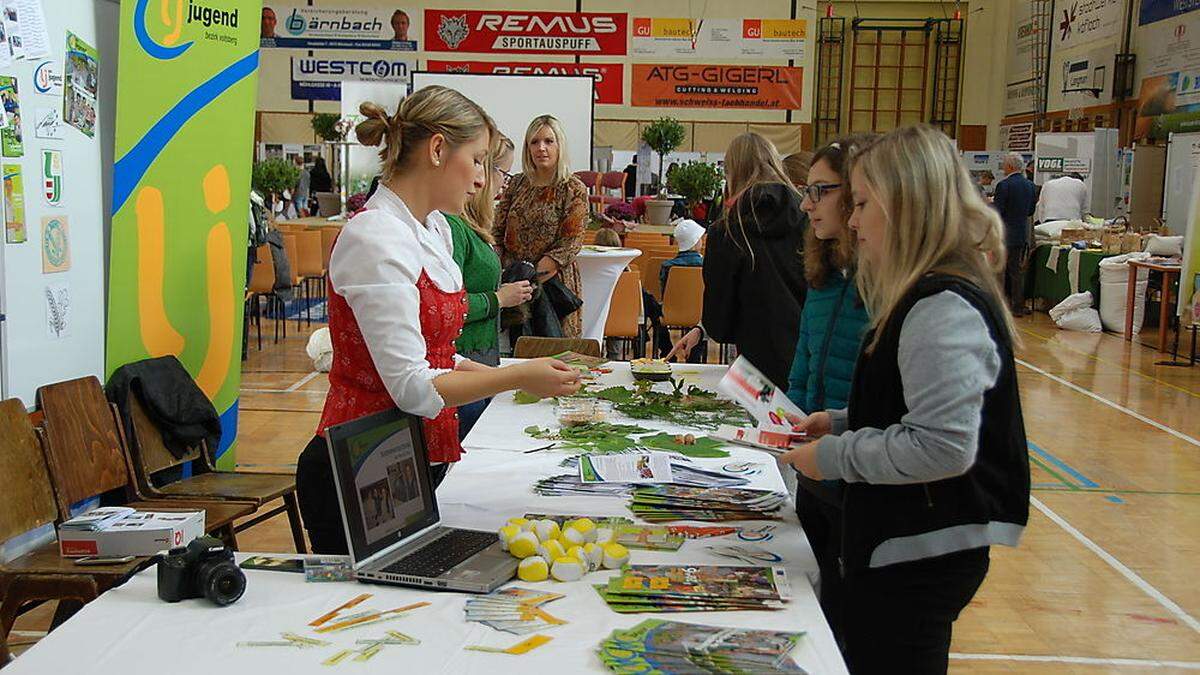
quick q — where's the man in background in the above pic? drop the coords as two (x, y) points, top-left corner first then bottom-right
(293, 155), (310, 217)
(1035, 172), (1088, 223)
(992, 152), (1036, 316)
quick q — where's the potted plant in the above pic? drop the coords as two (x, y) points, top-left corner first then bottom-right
(252, 158), (301, 216)
(667, 161), (723, 223)
(311, 113), (344, 142)
(641, 118), (686, 225)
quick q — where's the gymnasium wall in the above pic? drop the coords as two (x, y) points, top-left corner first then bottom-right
(256, 0), (1001, 151)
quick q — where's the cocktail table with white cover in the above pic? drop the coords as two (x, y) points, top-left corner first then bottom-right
(575, 247), (640, 342)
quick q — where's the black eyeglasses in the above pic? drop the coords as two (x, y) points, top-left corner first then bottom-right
(803, 183), (842, 203)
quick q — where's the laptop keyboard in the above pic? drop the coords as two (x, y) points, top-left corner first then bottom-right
(379, 529), (498, 578)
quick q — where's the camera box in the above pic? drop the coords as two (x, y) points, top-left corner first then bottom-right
(59, 510), (206, 557)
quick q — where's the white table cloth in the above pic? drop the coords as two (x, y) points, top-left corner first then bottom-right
(576, 247), (640, 342)
(5, 363), (848, 674)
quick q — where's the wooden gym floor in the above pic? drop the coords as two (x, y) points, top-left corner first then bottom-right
(12, 312), (1200, 671)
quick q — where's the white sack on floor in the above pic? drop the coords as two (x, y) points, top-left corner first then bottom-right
(1049, 292), (1102, 332)
(306, 327), (333, 372)
(1098, 252), (1150, 335)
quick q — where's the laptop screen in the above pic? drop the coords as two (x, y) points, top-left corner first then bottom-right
(325, 408), (439, 566)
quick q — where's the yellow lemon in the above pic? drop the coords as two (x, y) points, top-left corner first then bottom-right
(533, 519), (561, 542)
(550, 555), (586, 582)
(517, 556), (549, 582)
(601, 542), (630, 569)
(508, 531), (540, 559)
(537, 539), (566, 562)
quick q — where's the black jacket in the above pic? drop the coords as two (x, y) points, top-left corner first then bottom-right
(841, 275), (1030, 574)
(106, 356), (222, 460)
(992, 173), (1036, 249)
(702, 183), (807, 386)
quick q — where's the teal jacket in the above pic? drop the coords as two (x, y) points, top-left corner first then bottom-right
(786, 271), (870, 413)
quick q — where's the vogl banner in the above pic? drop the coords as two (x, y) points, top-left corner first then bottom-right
(424, 10), (627, 55)
(631, 64), (803, 110)
(426, 59), (623, 104)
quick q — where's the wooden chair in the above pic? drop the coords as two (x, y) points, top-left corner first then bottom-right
(122, 396), (306, 553)
(513, 336), (602, 359)
(245, 244), (281, 350)
(603, 271), (646, 360)
(35, 377), (255, 549)
(625, 232), (671, 249)
(294, 230), (326, 327)
(590, 171), (627, 212)
(0, 398), (129, 665)
(319, 228), (339, 321)
(641, 254), (672, 301)
(662, 267), (706, 361)
(281, 233), (303, 331)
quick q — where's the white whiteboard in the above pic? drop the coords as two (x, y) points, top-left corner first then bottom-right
(410, 72), (594, 175)
(1164, 132), (1200, 236)
(0, 0), (116, 406)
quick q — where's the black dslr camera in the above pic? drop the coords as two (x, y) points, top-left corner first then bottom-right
(156, 536), (246, 606)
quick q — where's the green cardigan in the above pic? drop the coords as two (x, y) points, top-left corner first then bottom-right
(446, 213), (501, 354)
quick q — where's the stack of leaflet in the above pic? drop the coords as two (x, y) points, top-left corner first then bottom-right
(597, 619), (806, 673)
(594, 565), (791, 614)
(533, 456), (748, 498)
(628, 486), (787, 522)
(58, 507), (137, 532)
(463, 587), (567, 635)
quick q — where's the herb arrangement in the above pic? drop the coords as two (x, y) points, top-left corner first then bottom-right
(590, 379), (750, 430)
(524, 423), (730, 459)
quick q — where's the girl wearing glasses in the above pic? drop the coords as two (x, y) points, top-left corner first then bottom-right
(781, 126), (1029, 672)
(446, 135), (534, 439)
(667, 132), (807, 387)
(783, 134), (874, 640)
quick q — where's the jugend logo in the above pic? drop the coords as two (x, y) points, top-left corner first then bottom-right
(296, 58), (408, 80)
(286, 9), (382, 36)
(186, 0), (239, 28)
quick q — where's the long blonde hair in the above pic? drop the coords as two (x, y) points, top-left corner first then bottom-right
(461, 135), (514, 245)
(851, 125), (1017, 351)
(718, 132), (803, 266)
(522, 115), (571, 183)
(356, 85), (497, 183)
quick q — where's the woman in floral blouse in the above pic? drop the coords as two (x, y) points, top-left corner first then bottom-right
(493, 115), (589, 337)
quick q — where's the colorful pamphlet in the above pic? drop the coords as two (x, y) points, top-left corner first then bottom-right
(597, 618), (806, 673)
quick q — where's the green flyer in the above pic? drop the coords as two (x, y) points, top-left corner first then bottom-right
(0, 75), (23, 157)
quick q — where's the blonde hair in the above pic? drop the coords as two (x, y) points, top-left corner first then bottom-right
(461, 135), (515, 245)
(522, 115), (571, 183)
(355, 85), (497, 183)
(851, 125), (1017, 351)
(718, 132), (803, 266)
(803, 134), (876, 288)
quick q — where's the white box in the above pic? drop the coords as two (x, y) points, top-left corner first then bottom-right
(58, 511), (206, 557)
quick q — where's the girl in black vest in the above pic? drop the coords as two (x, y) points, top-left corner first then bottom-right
(779, 125), (1030, 674)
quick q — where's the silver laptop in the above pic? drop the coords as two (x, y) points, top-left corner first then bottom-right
(325, 408), (517, 593)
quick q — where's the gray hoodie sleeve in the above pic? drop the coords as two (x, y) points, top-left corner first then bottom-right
(815, 291), (1002, 484)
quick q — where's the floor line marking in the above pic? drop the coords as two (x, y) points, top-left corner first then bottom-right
(950, 652), (1200, 668)
(1017, 324), (1200, 400)
(1028, 454), (1078, 490)
(1031, 486), (1200, 497)
(1031, 496), (1200, 634)
(240, 388), (326, 396)
(1017, 357), (1200, 449)
(1028, 442), (1099, 488)
(285, 371), (320, 392)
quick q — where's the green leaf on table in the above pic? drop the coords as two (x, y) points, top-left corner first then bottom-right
(593, 386), (635, 404)
(638, 433), (730, 458)
(513, 391), (543, 405)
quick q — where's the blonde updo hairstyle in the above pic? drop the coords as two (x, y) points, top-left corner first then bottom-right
(355, 85), (497, 183)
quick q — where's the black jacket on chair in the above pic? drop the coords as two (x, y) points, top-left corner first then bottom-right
(702, 182), (807, 386)
(106, 356), (222, 460)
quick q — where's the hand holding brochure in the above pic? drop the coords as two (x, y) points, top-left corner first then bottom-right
(717, 356), (807, 428)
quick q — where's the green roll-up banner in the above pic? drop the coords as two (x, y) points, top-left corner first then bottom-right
(108, 0), (260, 468)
